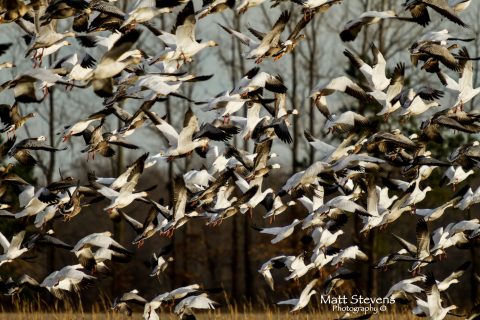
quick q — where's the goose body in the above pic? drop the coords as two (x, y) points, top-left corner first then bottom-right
(0, 231), (28, 266)
(277, 278), (318, 312)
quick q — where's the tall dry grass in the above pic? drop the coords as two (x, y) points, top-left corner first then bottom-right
(0, 299), (427, 320)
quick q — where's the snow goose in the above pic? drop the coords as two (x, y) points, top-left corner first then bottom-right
(112, 289), (148, 316)
(299, 185), (324, 216)
(0, 103), (36, 137)
(323, 267), (361, 295)
(430, 223), (470, 258)
(448, 0), (471, 13)
(253, 219), (301, 244)
(413, 272), (457, 320)
(376, 63), (406, 119)
(0, 68), (69, 103)
(310, 76), (370, 106)
(150, 245), (174, 277)
(0, 231), (28, 266)
(434, 261), (470, 291)
(251, 92), (297, 144)
(373, 195), (410, 229)
(366, 129), (419, 155)
(40, 264), (95, 299)
(258, 255), (293, 290)
(401, 180), (432, 211)
(416, 29), (474, 45)
(298, 0), (342, 15)
(284, 255), (315, 281)
(442, 166), (473, 190)
(410, 42), (461, 72)
(71, 231), (131, 269)
(149, 109), (233, 161)
(277, 278), (318, 312)
(128, 72), (213, 100)
(88, 157), (149, 212)
(233, 67), (287, 96)
(5, 136), (67, 166)
(80, 119), (139, 160)
(183, 169), (215, 193)
(121, 0), (177, 28)
(196, 0), (235, 19)
(278, 161), (329, 196)
(203, 90), (247, 118)
(60, 108), (112, 141)
(64, 53), (96, 84)
(374, 249), (410, 270)
(24, 21), (95, 66)
(236, 0), (267, 14)
(311, 246), (339, 269)
(235, 175), (273, 215)
(384, 276), (423, 301)
(396, 219), (434, 274)
(304, 130), (355, 161)
(343, 43), (390, 91)
(91, 30), (143, 97)
(220, 11), (290, 63)
(4, 274), (41, 296)
(340, 11), (415, 42)
(207, 185), (259, 225)
(40, 0), (90, 25)
(156, 2), (218, 67)
(262, 194), (296, 221)
(445, 48), (480, 109)
(174, 293), (218, 318)
(156, 177), (191, 237)
(330, 153), (384, 172)
(397, 88), (442, 117)
(331, 245), (368, 266)
(145, 285), (207, 318)
(312, 215), (347, 250)
(120, 202), (169, 245)
(404, 0), (467, 27)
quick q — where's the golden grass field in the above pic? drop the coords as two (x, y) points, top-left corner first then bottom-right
(0, 311), (444, 320)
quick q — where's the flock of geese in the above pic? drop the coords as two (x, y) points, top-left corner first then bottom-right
(0, 0), (479, 319)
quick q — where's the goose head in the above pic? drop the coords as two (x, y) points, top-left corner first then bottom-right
(207, 40), (219, 47)
(37, 136), (47, 141)
(308, 290), (318, 298)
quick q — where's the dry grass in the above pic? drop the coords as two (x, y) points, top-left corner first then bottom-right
(0, 310), (441, 320)
(0, 300), (458, 319)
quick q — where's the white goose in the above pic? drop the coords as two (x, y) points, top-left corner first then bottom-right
(174, 293), (217, 318)
(384, 276), (423, 300)
(277, 278), (318, 312)
(121, 0), (173, 28)
(254, 219), (301, 244)
(156, 2), (217, 67)
(416, 197), (460, 221)
(402, 180), (432, 211)
(40, 264), (95, 299)
(444, 48), (480, 109)
(331, 245), (368, 266)
(343, 43), (390, 91)
(413, 273), (457, 320)
(455, 186), (480, 210)
(0, 231), (28, 266)
(443, 166), (474, 189)
(449, 0), (471, 13)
